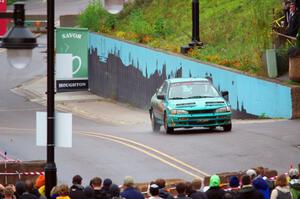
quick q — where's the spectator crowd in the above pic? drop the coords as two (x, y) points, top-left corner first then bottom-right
(0, 168), (299, 199)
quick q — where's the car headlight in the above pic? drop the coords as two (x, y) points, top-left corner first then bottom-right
(215, 106), (231, 113)
(170, 109), (189, 115)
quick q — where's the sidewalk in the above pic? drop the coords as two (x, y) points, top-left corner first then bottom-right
(12, 76), (149, 126)
(12, 76), (286, 126)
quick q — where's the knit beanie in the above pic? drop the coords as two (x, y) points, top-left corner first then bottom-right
(229, 176), (239, 188)
(209, 175), (220, 187)
(35, 175), (45, 188)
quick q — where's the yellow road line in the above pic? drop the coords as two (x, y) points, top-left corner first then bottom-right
(80, 131), (210, 178)
(0, 127), (34, 132)
(0, 127), (209, 179)
(0, 108), (44, 112)
(82, 132), (203, 179)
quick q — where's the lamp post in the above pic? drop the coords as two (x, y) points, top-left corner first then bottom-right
(44, 0), (57, 198)
(0, 2), (57, 198)
(181, 0), (203, 54)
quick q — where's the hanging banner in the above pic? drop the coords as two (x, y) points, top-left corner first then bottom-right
(0, 0), (7, 36)
(55, 27), (89, 92)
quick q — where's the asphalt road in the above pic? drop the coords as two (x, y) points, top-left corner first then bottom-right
(1, 0), (300, 187)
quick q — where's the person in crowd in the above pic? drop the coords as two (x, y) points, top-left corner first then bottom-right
(120, 176), (144, 199)
(185, 182), (193, 198)
(155, 179), (173, 199)
(205, 175), (225, 199)
(270, 174), (292, 199)
(4, 185), (15, 199)
(83, 186), (94, 199)
(288, 168), (300, 199)
(20, 180), (38, 199)
(3, 186), (15, 199)
(286, 1), (300, 36)
(15, 181), (26, 199)
(252, 176), (270, 199)
(187, 179), (207, 199)
(246, 169), (257, 181)
(69, 175), (84, 199)
(90, 177), (104, 199)
(0, 184), (5, 199)
(148, 184), (161, 199)
(237, 175), (264, 199)
(50, 186), (60, 199)
(35, 175), (45, 197)
(56, 184), (70, 199)
(109, 184), (124, 199)
(99, 178), (112, 198)
(225, 176), (240, 199)
(175, 182), (190, 199)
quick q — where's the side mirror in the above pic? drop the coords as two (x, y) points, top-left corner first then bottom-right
(221, 91), (229, 101)
(157, 94), (165, 100)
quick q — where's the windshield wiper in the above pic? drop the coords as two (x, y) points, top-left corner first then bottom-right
(169, 97), (186, 100)
(188, 96), (215, 99)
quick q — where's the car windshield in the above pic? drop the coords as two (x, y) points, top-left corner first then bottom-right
(168, 81), (220, 99)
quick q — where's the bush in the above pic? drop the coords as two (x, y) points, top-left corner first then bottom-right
(78, 1), (116, 33)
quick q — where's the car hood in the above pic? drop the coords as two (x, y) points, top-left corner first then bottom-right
(167, 97), (227, 110)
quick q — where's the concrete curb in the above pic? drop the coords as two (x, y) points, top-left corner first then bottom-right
(12, 76), (150, 126)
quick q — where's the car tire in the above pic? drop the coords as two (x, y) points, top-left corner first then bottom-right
(164, 114), (174, 134)
(151, 112), (160, 132)
(223, 124), (232, 132)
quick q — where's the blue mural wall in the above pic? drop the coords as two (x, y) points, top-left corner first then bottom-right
(89, 33), (292, 119)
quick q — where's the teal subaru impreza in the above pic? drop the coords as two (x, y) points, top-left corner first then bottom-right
(149, 78), (232, 134)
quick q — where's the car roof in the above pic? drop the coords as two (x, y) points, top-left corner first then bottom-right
(166, 78), (209, 84)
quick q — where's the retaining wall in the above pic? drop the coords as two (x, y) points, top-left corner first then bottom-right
(88, 33), (300, 119)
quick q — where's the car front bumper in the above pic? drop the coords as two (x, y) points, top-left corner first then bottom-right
(166, 112), (232, 128)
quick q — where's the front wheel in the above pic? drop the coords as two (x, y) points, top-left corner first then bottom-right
(164, 114), (174, 134)
(223, 124), (232, 132)
(151, 112), (160, 132)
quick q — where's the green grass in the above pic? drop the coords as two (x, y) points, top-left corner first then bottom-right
(79, 0), (283, 76)
(7, 0), (20, 5)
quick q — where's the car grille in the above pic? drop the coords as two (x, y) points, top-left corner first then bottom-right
(188, 109), (215, 114)
(206, 101), (225, 106)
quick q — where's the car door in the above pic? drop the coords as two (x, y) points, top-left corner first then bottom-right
(154, 81), (168, 121)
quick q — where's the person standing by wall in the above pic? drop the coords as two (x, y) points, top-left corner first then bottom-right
(285, 1), (300, 36)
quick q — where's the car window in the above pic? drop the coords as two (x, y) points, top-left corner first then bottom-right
(168, 81), (219, 99)
(158, 82), (168, 95)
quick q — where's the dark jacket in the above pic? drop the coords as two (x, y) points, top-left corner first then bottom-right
(20, 192), (38, 199)
(158, 189), (174, 199)
(94, 189), (110, 199)
(176, 194), (191, 199)
(189, 191), (208, 199)
(70, 184), (85, 199)
(205, 187), (225, 199)
(237, 185), (264, 199)
(286, 11), (300, 36)
(120, 187), (144, 199)
(83, 186), (94, 199)
(252, 177), (270, 199)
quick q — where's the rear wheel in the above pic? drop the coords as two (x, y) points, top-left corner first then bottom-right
(164, 114), (174, 134)
(223, 124), (232, 132)
(151, 112), (160, 132)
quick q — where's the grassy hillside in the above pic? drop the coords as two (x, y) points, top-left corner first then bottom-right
(79, 0), (283, 76)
